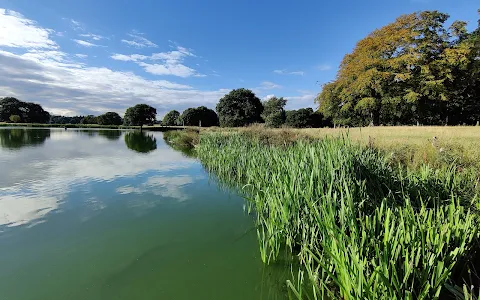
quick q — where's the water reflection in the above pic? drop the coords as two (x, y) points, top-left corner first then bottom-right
(98, 130), (122, 141)
(0, 128), (50, 149)
(124, 131), (157, 153)
(0, 128), (194, 227)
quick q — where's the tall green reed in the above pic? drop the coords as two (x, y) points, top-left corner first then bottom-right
(197, 133), (479, 299)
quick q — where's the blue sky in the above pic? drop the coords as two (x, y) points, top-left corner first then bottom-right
(0, 0), (478, 118)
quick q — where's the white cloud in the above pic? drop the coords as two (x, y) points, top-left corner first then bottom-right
(113, 46), (202, 78)
(0, 9), (226, 117)
(0, 9), (57, 49)
(0, 50), (226, 116)
(273, 69), (304, 76)
(285, 94), (317, 110)
(122, 31), (157, 48)
(317, 64), (332, 71)
(138, 62), (196, 77)
(111, 53), (147, 62)
(73, 39), (100, 47)
(79, 33), (105, 41)
(262, 94), (275, 101)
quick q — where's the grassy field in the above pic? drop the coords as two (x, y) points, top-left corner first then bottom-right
(200, 125), (480, 172)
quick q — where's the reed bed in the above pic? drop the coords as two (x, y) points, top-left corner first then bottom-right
(197, 132), (479, 299)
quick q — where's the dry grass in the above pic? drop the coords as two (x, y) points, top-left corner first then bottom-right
(201, 125), (480, 171)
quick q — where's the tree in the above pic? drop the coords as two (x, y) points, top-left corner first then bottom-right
(161, 110), (180, 126)
(81, 115), (98, 124)
(97, 112), (123, 125)
(124, 104), (157, 130)
(9, 115), (21, 123)
(261, 97), (287, 128)
(124, 131), (157, 153)
(0, 97), (50, 123)
(316, 10), (480, 126)
(179, 106), (219, 127)
(285, 108), (315, 128)
(216, 88), (263, 127)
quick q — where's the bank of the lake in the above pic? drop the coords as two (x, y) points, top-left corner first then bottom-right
(166, 127), (480, 299)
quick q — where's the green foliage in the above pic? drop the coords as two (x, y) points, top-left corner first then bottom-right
(317, 9), (480, 126)
(80, 115), (98, 124)
(262, 97), (287, 128)
(124, 131), (157, 153)
(216, 88), (263, 127)
(197, 133), (479, 299)
(0, 97), (50, 123)
(50, 115), (84, 124)
(285, 108), (315, 128)
(162, 110), (180, 126)
(124, 104), (157, 127)
(179, 106), (219, 127)
(97, 112), (123, 125)
(9, 115), (21, 123)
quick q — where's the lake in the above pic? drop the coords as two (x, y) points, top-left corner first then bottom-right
(0, 128), (289, 300)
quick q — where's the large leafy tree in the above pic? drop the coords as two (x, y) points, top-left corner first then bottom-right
(216, 88), (263, 127)
(124, 104), (157, 129)
(316, 10), (480, 126)
(162, 110), (180, 126)
(179, 106), (219, 127)
(0, 97), (50, 123)
(261, 97), (287, 128)
(97, 112), (123, 125)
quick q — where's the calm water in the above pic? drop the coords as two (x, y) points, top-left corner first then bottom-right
(0, 128), (289, 300)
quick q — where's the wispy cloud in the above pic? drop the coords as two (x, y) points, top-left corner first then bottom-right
(273, 69), (304, 76)
(121, 31), (157, 48)
(79, 33), (106, 41)
(111, 46), (203, 78)
(75, 54), (88, 59)
(73, 39), (101, 47)
(259, 81), (282, 90)
(317, 64), (332, 71)
(70, 19), (84, 31)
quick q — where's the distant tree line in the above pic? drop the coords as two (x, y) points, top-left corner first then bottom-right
(316, 9), (480, 126)
(161, 88), (330, 128)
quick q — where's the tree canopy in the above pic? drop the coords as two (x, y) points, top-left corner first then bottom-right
(179, 106), (219, 127)
(0, 97), (50, 123)
(285, 107), (322, 128)
(316, 10), (480, 126)
(97, 112), (123, 125)
(124, 104), (157, 128)
(161, 110), (180, 126)
(216, 88), (263, 127)
(262, 97), (287, 128)
(81, 115), (98, 124)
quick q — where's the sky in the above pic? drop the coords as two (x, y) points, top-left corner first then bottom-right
(0, 0), (478, 118)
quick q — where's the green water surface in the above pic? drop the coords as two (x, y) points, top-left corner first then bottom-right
(0, 128), (289, 300)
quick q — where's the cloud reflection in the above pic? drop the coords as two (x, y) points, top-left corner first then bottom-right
(0, 129), (197, 227)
